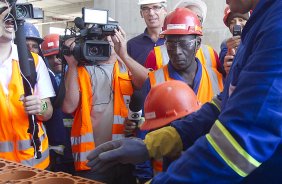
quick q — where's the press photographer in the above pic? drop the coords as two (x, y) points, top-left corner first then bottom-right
(61, 8), (138, 184)
(0, 0), (54, 169)
(219, 5), (251, 76)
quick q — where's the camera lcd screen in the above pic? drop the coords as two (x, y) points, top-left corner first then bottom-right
(83, 8), (108, 24)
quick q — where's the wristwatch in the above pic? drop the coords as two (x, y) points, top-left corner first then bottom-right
(39, 100), (48, 115)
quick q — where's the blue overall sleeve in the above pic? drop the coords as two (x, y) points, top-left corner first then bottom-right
(151, 1), (282, 183)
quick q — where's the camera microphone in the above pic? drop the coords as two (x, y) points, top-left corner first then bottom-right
(74, 17), (85, 30)
(126, 90), (144, 137)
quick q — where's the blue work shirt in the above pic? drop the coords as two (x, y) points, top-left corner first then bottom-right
(135, 59), (203, 181)
(127, 28), (165, 66)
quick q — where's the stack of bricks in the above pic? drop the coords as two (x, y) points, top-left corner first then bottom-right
(0, 159), (103, 184)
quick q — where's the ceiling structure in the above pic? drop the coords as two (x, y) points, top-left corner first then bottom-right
(20, 0), (94, 25)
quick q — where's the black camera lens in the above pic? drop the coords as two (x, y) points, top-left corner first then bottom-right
(88, 46), (103, 56)
(16, 5), (29, 19)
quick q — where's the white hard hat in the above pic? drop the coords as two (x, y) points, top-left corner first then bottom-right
(138, 0), (167, 5)
(174, 0), (207, 23)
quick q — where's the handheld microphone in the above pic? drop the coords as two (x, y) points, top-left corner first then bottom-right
(126, 90), (144, 137)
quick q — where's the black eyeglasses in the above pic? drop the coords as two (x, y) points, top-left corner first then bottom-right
(141, 5), (163, 14)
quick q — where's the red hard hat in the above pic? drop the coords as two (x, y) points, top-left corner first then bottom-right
(223, 5), (231, 27)
(140, 80), (200, 131)
(223, 5), (251, 27)
(161, 8), (202, 36)
(41, 34), (60, 57)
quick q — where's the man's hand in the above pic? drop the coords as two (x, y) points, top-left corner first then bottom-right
(87, 138), (149, 172)
(63, 38), (79, 67)
(21, 95), (53, 121)
(21, 95), (43, 115)
(223, 55), (234, 76)
(124, 118), (138, 137)
(111, 26), (128, 60)
(226, 36), (241, 54)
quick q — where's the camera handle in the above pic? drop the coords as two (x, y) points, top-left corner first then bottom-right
(11, 6), (42, 159)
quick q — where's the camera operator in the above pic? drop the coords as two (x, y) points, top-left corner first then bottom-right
(0, 1), (55, 169)
(219, 5), (250, 76)
(62, 27), (137, 183)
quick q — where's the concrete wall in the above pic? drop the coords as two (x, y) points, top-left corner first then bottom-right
(93, 0), (231, 53)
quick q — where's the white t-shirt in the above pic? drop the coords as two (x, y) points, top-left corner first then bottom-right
(0, 43), (55, 99)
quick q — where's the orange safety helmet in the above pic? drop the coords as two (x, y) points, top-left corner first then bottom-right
(140, 80), (200, 131)
(41, 34), (60, 57)
(160, 8), (202, 36)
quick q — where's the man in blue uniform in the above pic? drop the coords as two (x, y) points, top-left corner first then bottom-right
(87, 0), (282, 183)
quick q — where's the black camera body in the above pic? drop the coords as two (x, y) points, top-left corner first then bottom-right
(6, 0), (43, 20)
(60, 8), (118, 65)
(233, 24), (242, 36)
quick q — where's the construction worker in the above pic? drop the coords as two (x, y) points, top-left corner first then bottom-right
(41, 34), (63, 85)
(87, 0), (282, 183)
(0, 2), (54, 169)
(62, 28), (137, 183)
(24, 22), (44, 54)
(127, 0), (167, 66)
(39, 33), (75, 174)
(219, 5), (250, 76)
(132, 7), (223, 181)
(144, 0), (224, 97)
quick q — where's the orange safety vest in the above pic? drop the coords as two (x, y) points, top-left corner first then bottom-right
(0, 53), (49, 169)
(148, 62), (223, 173)
(154, 44), (223, 96)
(71, 61), (133, 171)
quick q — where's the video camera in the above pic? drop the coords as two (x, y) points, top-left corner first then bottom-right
(1, 0), (43, 20)
(60, 8), (119, 65)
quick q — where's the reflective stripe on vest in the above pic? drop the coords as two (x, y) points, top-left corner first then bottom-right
(71, 133), (94, 146)
(73, 150), (92, 164)
(21, 147), (49, 167)
(206, 120), (261, 177)
(149, 65), (170, 87)
(154, 45), (169, 69)
(199, 45), (221, 95)
(0, 141), (13, 153)
(71, 133), (95, 168)
(18, 134), (46, 151)
(63, 118), (73, 127)
(210, 96), (221, 111)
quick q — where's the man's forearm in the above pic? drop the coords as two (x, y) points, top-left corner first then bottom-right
(62, 66), (80, 113)
(121, 54), (149, 89)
